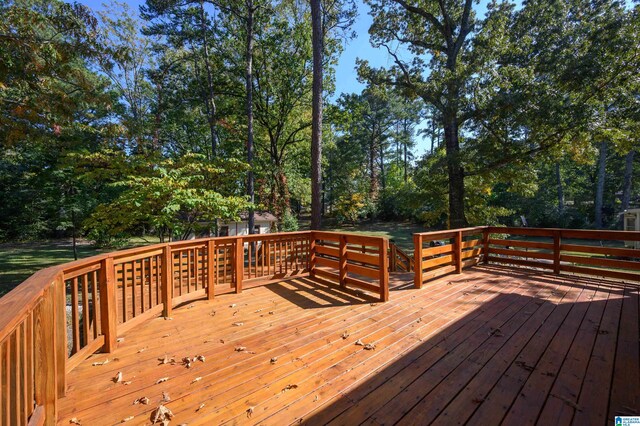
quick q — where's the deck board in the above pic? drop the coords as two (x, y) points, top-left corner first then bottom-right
(57, 266), (639, 426)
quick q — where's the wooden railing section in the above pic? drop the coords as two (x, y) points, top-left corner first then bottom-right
(413, 227), (486, 288)
(389, 243), (413, 273)
(0, 231), (388, 425)
(310, 232), (389, 302)
(414, 226), (640, 287)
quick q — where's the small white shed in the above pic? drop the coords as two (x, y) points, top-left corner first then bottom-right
(623, 208), (640, 249)
(219, 211), (277, 237)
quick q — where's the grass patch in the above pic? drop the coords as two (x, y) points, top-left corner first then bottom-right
(0, 237), (160, 296)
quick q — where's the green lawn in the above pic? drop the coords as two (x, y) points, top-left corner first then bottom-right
(0, 237), (160, 296)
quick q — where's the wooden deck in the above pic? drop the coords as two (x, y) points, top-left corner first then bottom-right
(57, 265), (639, 426)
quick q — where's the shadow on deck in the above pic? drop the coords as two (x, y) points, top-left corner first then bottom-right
(57, 265), (639, 425)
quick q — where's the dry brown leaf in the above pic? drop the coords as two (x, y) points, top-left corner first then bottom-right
(69, 418), (81, 425)
(116, 337), (125, 343)
(137, 348), (147, 353)
(233, 310), (239, 316)
(158, 355), (173, 365)
(151, 404), (174, 423)
(281, 384), (299, 393)
(156, 377), (169, 384)
(133, 397), (150, 405)
(229, 304), (237, 308)
(210, 311), (216, 317)
(161, 391), (171, 402)
(188, 304), (195, 309)
(113, 372), (123, 383)
(182, 357), (193, 368)
(191, 377), (202, 384)
(234, 346), (246, 352)
(162, 334), (171, 338)
(196, 403), (205, 412)
(197, 355), (205, 362)
(354, 339), (364, 346)
(341, 331), (350, 339)
(163, 317), (173, 321)
(364, 343), (376, 351)
(246, 406), (254, 418)
(270, 357), (278, 364)
(232, 322), (244, 326)
(123, 381), (133, 385)
(219, 339), (225, 344)
(121, 416), (134, 423)
(313, 395), (319, 402)
(92, 359), (109, 366)
(254, 309), (263, 313)
(268, 311), (274, 315)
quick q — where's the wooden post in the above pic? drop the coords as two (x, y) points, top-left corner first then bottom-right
(553, 230), (561, 275)
(483, 228), (490, 264)
(309, 232), (316, 277)
(99, 257), (117, 352)
(54, 273), (66, 397)
(414, 234), (423, 289)
(455, 231), (463, 274)
(339, 235), (347, 287)
(235, 238), (244, 293)
(161, 245), (173, 318)
(390, 244), (397, 272)
(207, 239), (216, 300)
(34, 285), (57, 424)
(379, 238), (389, 302)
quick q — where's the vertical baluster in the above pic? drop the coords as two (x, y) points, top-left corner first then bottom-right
(20, 322), (27, 424)
(155, 255), (161, 306)
(161, 245), (173, 318)
(11, 328), (20, 425)
(140, 258), (146, 313)
(26, 313), (34, 415)
(4, 339), (11, 425)
(99, 257), (117, 352)
(91, 271), (99, 339)
(34, 287), (57, 422)
(235, 238), (244, 293)
(414, 234), (423, 289)
(71, 277), (80, 354)
(81, 276), (90, 346)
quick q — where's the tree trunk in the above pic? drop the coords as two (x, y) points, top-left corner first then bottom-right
(369, 133), (378, 197)
(246, 0), (255, 235)
(555, 162), (564, 216)
(620, 150), (635, 222)
(594, 140), (608, 229)
(443, 113), (467, 228)
(310, 0), (323, 230)
(199, 0), (218, 158)
(403, 118), (408, 184)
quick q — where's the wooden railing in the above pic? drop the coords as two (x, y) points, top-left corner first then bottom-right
(389, 243), (413, 273)
(0, 231), (388, 425)
(414, 226), (640, 287)
(310, 231), (389, 302)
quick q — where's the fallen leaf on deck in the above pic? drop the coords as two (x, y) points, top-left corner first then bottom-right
(188, 304), (195, 309)
(162, 334), (171, 338)
(235, 346), (246, 352)
(182, 357), (193, 368)
(354, 339), (364, 346)
(191, 377), (202, 384)
(197, 355), (205, 362)
(313, 395), (319, 402)
(158, 355), (173, 365)
(218, 339), (225, 344)
(113, 372), (123, 383)
(164, 317), (173, 321)
(254, 309), (263, 313)
(270, 357), (278, 364)
(341, 331), (350, 339)
(151, 405), (174, 423)
(268, 311), (274, 315)
(246, 406), (254, 418)
(471, 397), (484, 404)
(137, 348), (147, 353)
(233, 310), (239, 316)
(550, 393), (582, 411)
(92, 359), (109, 366)
(116, 337), (125, 343)
(364, 343), (376, 350)
(69, 418), (81, 425)
(162, 391), (171, 402)
(281, 384), (299, 393)
(232, 322), (244, 326)
(133, 397), (150, 405)
(123, 381), (132, 385)
(156, 377), (169, 384)
(210, 311), (216, 317)
(196, 403), (205, 412)
(489, 328), (503, 337)
(515, 361), (534, 371)
(121, 416), (134, 423)
(229, 304), (237, 308)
